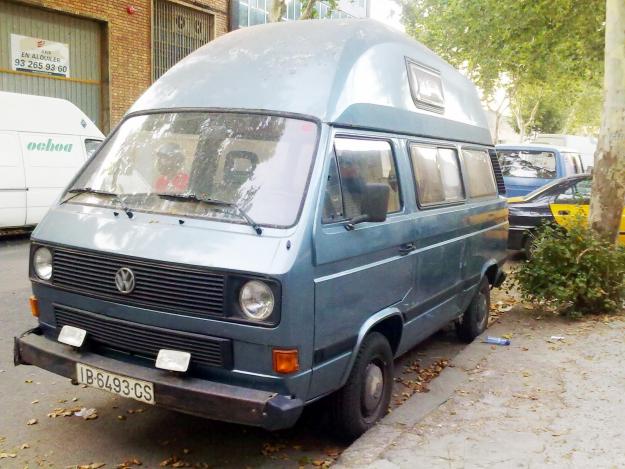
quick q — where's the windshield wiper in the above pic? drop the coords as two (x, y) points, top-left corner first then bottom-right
(156, 192), (262, 235)
(63, 187), (134, 219)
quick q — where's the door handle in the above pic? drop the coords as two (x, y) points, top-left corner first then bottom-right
(399, 242), (416, 255)
(558, 210), (570, 216)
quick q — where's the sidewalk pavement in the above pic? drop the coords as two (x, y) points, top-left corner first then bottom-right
(336, 306), (625, 468)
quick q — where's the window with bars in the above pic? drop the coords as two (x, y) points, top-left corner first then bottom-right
(237, 0), (364, 28)
(152, 0), (214, 80)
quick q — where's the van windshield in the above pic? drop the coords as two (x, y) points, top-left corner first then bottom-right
(66, 112), (318, 228)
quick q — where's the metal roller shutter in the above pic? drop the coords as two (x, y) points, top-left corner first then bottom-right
(0, 2), (102, 128)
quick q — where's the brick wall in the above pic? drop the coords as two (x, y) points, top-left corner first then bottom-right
(18, 0), (229, 131)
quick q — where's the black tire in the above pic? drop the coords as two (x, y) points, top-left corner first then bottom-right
(522, 234), (535, 260)
(456, 277), (490, 343)
(329, 332), (393, 441)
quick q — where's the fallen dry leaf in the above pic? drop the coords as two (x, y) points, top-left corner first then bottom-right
(26, 418), (38, 425)
(0, 452), (17, 459)
(116, 458), (142, 468)
(261, 442), (286, 456)
(20, 443), (30, 449)
(48, 406), (82, 418)
(172, 461), (190, 468)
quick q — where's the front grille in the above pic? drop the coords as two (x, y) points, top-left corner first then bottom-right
(52, 247), (225, 318)
(55, 305), (233, 369)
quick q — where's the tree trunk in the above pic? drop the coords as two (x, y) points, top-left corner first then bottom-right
(270, 0), (286, 22)
(511, 105), (526, 143)
(300, 0), (316, 20)
(589, 0), (625, 243)
(487, 97), (507, 144)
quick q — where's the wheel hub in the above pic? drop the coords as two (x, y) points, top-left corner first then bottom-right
(363, 362), (384, 414)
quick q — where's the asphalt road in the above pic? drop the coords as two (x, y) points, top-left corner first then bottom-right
(0, 234), (468, 469)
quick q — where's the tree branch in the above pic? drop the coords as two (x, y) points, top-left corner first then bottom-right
(270, 0), (286, 22)
(300, 0), (316, 19)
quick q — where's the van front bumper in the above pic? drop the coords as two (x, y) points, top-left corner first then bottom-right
(14, 328), (303, 430)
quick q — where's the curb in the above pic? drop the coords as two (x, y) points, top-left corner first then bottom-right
(334, 331), (497, 468)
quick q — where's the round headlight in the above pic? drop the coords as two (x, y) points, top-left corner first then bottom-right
(33, 246), (53, 280)
(239, 280), (275, 321)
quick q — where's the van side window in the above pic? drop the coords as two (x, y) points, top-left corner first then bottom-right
(563, 152), (583, 174)
(322, 155), (345, 223)
(324, 138), (400, 222)
(462, 149), (498, 198)
(409, 144), (464, 205)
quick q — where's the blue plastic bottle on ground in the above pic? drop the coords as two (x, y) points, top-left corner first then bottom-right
(485, 336), (511, 346)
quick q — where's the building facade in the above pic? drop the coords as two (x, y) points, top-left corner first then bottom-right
(0, 0), (229, 132)
(232, 0), (369, 28)
(0, 1), (368, 133)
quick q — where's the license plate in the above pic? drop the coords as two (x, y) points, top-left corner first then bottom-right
(76, 363), (155, 405)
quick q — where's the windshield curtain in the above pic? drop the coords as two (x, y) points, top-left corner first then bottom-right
(498, 150), (556, 179)
(68, 112), (319, 228)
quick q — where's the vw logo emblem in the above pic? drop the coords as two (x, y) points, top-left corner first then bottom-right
(115, 267), (135, 294)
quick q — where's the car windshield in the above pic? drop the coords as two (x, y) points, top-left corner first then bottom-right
(66, 112), (318, 228)
(497, 150), (556, 179)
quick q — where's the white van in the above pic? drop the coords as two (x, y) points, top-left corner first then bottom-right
(531, 134), (597, 170)
(0, 92), (104, 229)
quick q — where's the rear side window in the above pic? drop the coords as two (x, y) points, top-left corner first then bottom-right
(563, 152), (584, 174)
(557, 179), (592, 203)
(409, 143), (464, 205)
(463, 149), (498, 198)
(322, 138), (401, 222)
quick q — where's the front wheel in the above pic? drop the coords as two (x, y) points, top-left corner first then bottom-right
(329, 332), (393, 441)
(456, 277), (490, 343)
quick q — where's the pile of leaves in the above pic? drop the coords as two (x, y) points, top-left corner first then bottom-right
(393, 358), (449, 406)
(514, 221), (625, 318)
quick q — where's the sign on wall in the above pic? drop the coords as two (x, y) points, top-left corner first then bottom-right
(10, 34), (70, 78)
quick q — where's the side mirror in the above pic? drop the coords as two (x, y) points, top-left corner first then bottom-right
(346, 183), (389, 230)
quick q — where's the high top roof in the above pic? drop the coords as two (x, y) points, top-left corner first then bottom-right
(0, 91), (103, 138)
(130, 19), (491, 145)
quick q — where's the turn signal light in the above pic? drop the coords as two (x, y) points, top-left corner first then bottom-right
(272, 348), (299, 374)
(29, 296), (39, 317)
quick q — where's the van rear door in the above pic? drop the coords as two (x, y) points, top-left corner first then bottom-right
(19, 133), (84, 225)
(0, 132), (27, 228)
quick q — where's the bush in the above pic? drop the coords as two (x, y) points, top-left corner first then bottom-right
(514, 220), (625, 319)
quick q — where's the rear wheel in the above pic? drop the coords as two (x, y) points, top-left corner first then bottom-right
(522, 234), (535, 259)
(329, 332), (393, 441)
(456, 277), (490, 343)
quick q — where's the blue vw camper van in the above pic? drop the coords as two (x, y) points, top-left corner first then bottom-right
(496, 143), (585, 197)
(15, 20), (508, 439)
